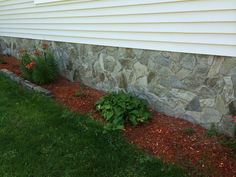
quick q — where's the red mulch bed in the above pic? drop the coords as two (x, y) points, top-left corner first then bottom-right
(1, 55), (236, 177)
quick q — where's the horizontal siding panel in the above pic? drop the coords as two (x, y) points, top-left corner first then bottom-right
(0, 0), (236, 56)
(1, 32), (236, 57)
(0, 0), (188, 9)
(1, 0), (236, 16)
(0, 28), (235, 46)
(0, 22), (235, 34)
(1, 10), (235, 24)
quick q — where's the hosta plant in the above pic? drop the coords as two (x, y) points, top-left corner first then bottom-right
(19, 44), (58, 85)
(96, 91), (150, 131)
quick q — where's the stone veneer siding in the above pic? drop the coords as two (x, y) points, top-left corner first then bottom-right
(0, 36), (235, 137)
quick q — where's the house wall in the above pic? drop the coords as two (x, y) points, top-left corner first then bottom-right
(0, 36), (236, 137)
(0, 0), (236, 136)
(0, 0), (236, 57)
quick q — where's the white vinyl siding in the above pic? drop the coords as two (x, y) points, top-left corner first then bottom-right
(0, 0), (236, 57)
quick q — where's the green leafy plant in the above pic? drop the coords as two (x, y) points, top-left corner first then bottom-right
(96, 91), (150, 131)
(19, 44), (58, 85)
(0, 55), (6, 64)
(206, 124), (218, 137)
(183, 128), (194, 136)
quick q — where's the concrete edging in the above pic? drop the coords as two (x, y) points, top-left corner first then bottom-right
(0, 69), (53, 97)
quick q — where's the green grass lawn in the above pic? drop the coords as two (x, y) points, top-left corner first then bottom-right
(0, 75), (187, 177)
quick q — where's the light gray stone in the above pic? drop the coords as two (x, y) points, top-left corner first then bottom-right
(201, 108), (222, 124)
(198, 86), (215, 99)
(220, 58), (236, 75)
(176, 68), (192, 80)
(181, 54), (196, 70)
(156, 56), (169, 67)
(208, 57), (224, 78)
(133, 61), (148, 78)
(170, 88), (196, 102)
(158, 67), (172, 78)
(186, 97), (201, 112)
(218, 115), (235, 137)
(215, 95), (229, 115)
(182, 111), (201, 123)
(222, 76), (234, 104)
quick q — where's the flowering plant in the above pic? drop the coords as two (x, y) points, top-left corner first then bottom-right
(25, 61), (36, 70)
(19, 43), (58, 85)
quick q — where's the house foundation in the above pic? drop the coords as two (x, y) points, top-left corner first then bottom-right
(1, 36), (235, 137)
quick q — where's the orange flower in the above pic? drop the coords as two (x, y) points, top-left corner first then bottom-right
(26, 61), (36, 70)
(42, 43), (49, 49)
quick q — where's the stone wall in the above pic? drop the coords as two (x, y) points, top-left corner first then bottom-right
(0, 36), (235, 136)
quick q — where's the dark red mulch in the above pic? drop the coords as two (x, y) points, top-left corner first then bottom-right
(1, 55), (235, 177)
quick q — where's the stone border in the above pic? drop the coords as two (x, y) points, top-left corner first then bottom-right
(0, 69), (53, 97)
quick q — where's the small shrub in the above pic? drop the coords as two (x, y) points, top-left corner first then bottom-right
(96, 91), (150, 131)
(19, 44), (58, 85)
(183, 128), (194, 136)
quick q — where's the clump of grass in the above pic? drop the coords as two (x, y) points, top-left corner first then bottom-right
(183, 128), (195, 136)
(206, 124), (218, 137)
(74, 90), (85, 97)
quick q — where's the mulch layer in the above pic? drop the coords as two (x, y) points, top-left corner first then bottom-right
(1, 55), (235, 177)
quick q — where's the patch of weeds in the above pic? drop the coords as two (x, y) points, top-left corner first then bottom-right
(219, 137), (236, 150)
(206, 124), (218, 137)
(183, 128), (194, 136)
(74, 83), (87, 97)
(74, 90), (85, 97)
(0, 55), (6, 64)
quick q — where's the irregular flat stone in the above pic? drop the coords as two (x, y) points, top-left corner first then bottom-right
(218, 115), (235, 137)
(182, 111), (201, 123)
(133, 61), (148, 78)
(176, 68), (192, 80)
(34, 86), (52, 97)
(201, 108), (222, 124)
(170, 88), (196, 102)
(207, 57), (224, 78)
(186, 97), (201, 112)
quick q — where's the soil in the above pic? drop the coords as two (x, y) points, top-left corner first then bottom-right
(1, 55), (235, 177)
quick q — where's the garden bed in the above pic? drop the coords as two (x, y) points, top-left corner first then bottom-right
(0, 54), (235, 177)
